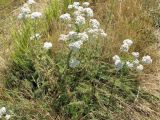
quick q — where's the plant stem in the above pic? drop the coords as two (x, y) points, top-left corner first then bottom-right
(107, 78), (116, 108)
(107, 71), (118, 113)
(134, 86), (140, 103)
(67, 50), (73, 69)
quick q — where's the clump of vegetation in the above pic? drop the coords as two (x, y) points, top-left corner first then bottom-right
(0, 0), (159, 120)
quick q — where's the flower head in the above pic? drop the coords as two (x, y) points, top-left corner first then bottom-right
(89, 19), (100, 29)
(86, 28), (99, 37)
(84, 8), (94, 17)
(68, 31), (78, 40)
(73, 2), (80, 9)
(100, 32), (107, 38)
(30, 33), (41, 40)
(113, 55), (120, 62)
(69, 40), (83, 51)
(77, 6), (84, 12)
(60, 13), (71, 22)
(82, 2), (90, 7)
(142, 55), (152, 64)
(78, 32), (89, 42)
(69, 58), (80, 68)
(136, 64), (144, 72)
(0, 107), (6, 116)
(73, 11), (84, 17)
(43, 42), (52, 50)
(123, 39), (133, 47)
(126, 61), (134, 69)
(68, 5), (73, 9)
(133, 59), (139, 66)
(75, 16), (86, 26)
(27, 0), (36, 5)
(115, 59), (123, 71)
(120, 43), (129, 52)
(59, 34), (69, 41)
(18, 13), (30, 19)
(5, 114), (11, 120)
(31, 12), (42, 19)
(132, 52), (139, 59)
(21, 4), (31, 14)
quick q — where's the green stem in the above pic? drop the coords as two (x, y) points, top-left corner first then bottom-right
(58, 50), (73, 92)
(107, 71), (118, 112)
(67, 50), (73, 69)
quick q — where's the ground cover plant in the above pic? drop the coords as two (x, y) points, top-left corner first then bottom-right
(0, 0), (160, 120)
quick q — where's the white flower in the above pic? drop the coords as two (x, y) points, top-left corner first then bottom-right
(89, 19), (100, 29)
(123, 39), (133, 47)
(68, 31), (78, 40)
(78, 32), (89, 42)
(142, 55), (152, 64)
(126, 61), (134, 69)
(68, 5), (73, 9)
(86, 28), (99, 36)
(133, 59), (139, 66)
(27, 0), (36, 5)
(75, 16), (86, 26)
(18, 13), (24, 19)
(67, 24), (72, 29)
(77, 6), (84, 12)
(17, 13), (30, 19)
(100, 32), (107, 38)
(82, 2), (90, 7)
(60, 13), (71, 22)
(69, 40), (83, 51)
(73, 11), (82, 17)
(59, 34), (69, 41)
(0, 107), (6, 116)
(5, 114), (11, 120)
(73, 2), (80, 6)
(69, 58), (80, 68)
(115, 59), (123, 71)
(31, 12), (42, 19)
(136, 64), (144, 72)
(30, 33), (41, 40)
(120, 43), (129, 52)
(84, 8), (94, 17)
(86, 28), (106, 39)
(21, 4), (31, 14)
(132, 52), (139, 59)
(43, 42), (52, 49)
(113, 55), (120, 62)
(73, 2), (80, 9)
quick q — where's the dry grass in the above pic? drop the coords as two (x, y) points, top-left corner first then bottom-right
(0, 0), (160, 119)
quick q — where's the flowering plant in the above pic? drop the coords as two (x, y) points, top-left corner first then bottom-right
(59, 2), (107, 69)
(113, 39), (152, 73)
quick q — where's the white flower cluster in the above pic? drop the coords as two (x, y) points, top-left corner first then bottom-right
(18, 0), (42, 20)
(17, 1), (52, 51)
(113, 39), (152, 72)
(69, 58), (80, 68)
(120, 39), (133, 52)
(30, 33), (41, 40)
(60, 2), (94, 27)
(59, 2), (107, 68)
(43, 42), (53, 50)
(18, 4), (31, 19)
(0, 107), (11, 120)
(31, 12), (42, 19)
(27, 0), (36, 5)
(60, 13), (71, 22)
